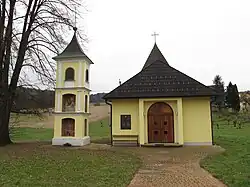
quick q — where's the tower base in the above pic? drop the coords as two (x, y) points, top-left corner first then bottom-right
(52, 136), (90, 146)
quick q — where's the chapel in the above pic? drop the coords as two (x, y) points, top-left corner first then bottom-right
(52, 27), (93, 146)
(103, 43), (216, 146)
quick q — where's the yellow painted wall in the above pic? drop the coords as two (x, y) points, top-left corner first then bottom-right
(112, 99), (139, 136)
(53, 59), (91, 140)
(62, 62), (79, 87)
(182, 97), (212, 143)
(56, 60), (90, 88)
(55, 89), (90, 112)
(111, 97), (212, 145)
(111, 98), (182, 144)
(54, 114), (89, 138)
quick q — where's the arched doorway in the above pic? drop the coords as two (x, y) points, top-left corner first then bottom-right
(148, 102), (174, 143)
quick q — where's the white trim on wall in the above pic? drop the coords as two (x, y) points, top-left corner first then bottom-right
(52, 136), (90, 146)
(177, 98), (184, 145)
(58, 63), (62, 87)
(57, 92), (61, 112)
(85, 82), (89, 88)
(77, 91), (81, 112)
(78, 62), (82, 87)
(64, 81), (74, 88)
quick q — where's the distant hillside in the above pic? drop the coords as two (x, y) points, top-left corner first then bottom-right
(13, 87), (55, 111)
(12, 87), (106, 111)
(90, 93), (107, 103)
(14, 84), (230, 110)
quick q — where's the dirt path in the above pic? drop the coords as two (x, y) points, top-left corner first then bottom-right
(127, 146), (226, 187)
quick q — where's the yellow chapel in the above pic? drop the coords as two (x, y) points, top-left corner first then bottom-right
(103, 43), (217, 147)
(52, 27), (93, 146)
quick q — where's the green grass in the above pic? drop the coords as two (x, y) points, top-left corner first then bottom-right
(11, 118), (110, 142)
(1, 117), (141, 187)
(89, 118), (110, 141)
(201, 122), (250, 187)
(11, 128), (53, 141)
(0, 144), (140, 187)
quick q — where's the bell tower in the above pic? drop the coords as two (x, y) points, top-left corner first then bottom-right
(52, 27), (93, 146)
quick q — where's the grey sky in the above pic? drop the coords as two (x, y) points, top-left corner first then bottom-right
(79, 0), (250, 93)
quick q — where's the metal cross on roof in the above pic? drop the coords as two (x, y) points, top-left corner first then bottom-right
(151, 32), (159, 43)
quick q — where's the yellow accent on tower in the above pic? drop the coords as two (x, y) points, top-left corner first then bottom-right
(52, 29), (93, 146)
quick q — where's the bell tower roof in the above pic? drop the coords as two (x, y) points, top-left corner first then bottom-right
(53, 28), (93, 63)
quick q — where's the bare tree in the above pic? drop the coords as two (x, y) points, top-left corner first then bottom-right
(0, 0), (86, 146)
(240, 91), (250, 112)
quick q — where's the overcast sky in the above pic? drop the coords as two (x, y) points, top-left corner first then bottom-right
(77, 0), (250, 93)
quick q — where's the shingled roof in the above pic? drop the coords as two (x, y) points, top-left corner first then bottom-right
(53, 28), (93, 63)
(103, 43), (216, 100)
(142, 43), (168, 69)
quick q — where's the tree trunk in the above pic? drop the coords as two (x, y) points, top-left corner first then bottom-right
(0, 94), (13, 146)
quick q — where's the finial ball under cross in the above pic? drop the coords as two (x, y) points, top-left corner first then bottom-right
(151, 32), (159, 43)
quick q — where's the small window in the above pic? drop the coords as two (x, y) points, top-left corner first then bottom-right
(84, 119), (88, 136)
(85, 95), (88, 112)
(85, 69), (89, 82)
(65, 67), (74, 81)
(120, 115), (131, 129)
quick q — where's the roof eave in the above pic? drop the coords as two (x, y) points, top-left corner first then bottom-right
(104, 93), (216, 100)
(52, 55), (94, 64)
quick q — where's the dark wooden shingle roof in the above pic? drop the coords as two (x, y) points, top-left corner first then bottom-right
(103, 44), (216, 100)
(142, 43), (168, 69)
(53, 28), (93, 63)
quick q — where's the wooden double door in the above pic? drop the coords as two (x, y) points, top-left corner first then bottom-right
(148, 102), (174, 143)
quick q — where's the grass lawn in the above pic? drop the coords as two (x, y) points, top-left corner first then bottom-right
(201, 122), (250, 187)
(1, 117), (141, 187)
(11, 118), (110, 142)
(11, 127), (53, 141)
(0, 144), (140, 187)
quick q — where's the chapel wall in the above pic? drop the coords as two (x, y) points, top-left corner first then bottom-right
(182, 97), (212, 145)
(112, 99), (139, 136)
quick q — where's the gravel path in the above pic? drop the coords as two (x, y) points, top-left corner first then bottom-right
(128, 146), (226, 187)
